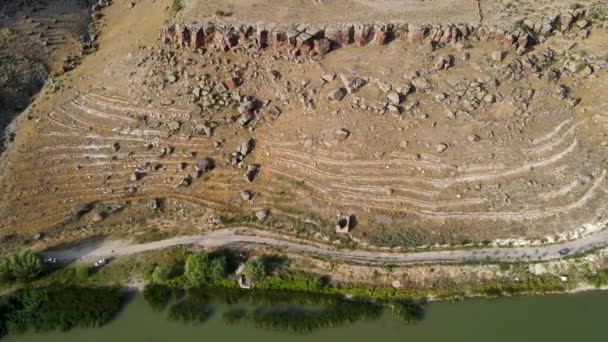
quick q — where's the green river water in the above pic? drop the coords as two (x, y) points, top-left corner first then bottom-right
(5, 291), (608, 342)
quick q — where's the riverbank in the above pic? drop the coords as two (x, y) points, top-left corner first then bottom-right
(4, 243), (607, 304)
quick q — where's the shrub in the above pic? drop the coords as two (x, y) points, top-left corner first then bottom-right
(244, 258), (266, 283)
(216, 10), (225, 16)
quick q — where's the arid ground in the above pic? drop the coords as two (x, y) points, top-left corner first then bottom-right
(0, 0), (607, 261)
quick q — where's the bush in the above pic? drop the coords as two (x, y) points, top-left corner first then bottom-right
(0, 251), (43, 283)
(209, 256), (227, 282)
(151, 265), (172, 284)
(215, 10), (225, 16)
(244, 259), (266, 283)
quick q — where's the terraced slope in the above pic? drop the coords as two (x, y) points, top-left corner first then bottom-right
(0, 0), (607, 253)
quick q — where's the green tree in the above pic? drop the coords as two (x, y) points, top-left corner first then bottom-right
(244, 258), (266, 283)
(0, 251), (43, 283)
(184, 254), (208, 286)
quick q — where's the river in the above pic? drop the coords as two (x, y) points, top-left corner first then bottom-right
(5, 291), (608, 342)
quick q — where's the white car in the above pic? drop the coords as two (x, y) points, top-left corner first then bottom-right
(93, 259), (107, 267)
(44, 258), (57, 264)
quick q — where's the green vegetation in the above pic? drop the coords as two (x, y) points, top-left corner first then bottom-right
(0, 287), (125, 338)
(215, 10), (226, 17)
(244, 258), (266, 283)
(0, 250), (43, 284)
(184, 253), (227, 287)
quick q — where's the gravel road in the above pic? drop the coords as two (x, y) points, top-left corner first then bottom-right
(42, 227), (608, 265)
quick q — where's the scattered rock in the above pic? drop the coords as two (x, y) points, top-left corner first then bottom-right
(71, 203), (92, 217)
(491, 50), (505, 62)
(195, 157), (214, 173)
(328, 87), (347, 101)
(334, 128), (350, 141)
(238, 111), (254, 126)
(244, 164), (259, 182)
(411, 78), (431, 92)
(255, 208), (269, 220)
(240, 190), (253, 201)
(321, 73), (336, 82)
(434, 54), (453, 70)
(387, 92), (402, 105)
(268, 106), (281, 119)
(239, 138), (255, 156)
(335, 213), (352, 233)
(436, 143), (448, 153)
(149, 198), (161, 210)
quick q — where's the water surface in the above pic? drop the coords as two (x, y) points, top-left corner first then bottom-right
(6, 291), (608, 342)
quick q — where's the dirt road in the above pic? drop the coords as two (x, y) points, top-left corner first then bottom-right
(42, 227), (608, 265)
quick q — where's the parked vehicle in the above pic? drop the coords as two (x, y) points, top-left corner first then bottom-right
(93, 258), (107, 267)
(44, 258), (57, 264)
(558, 248), (571, 256)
